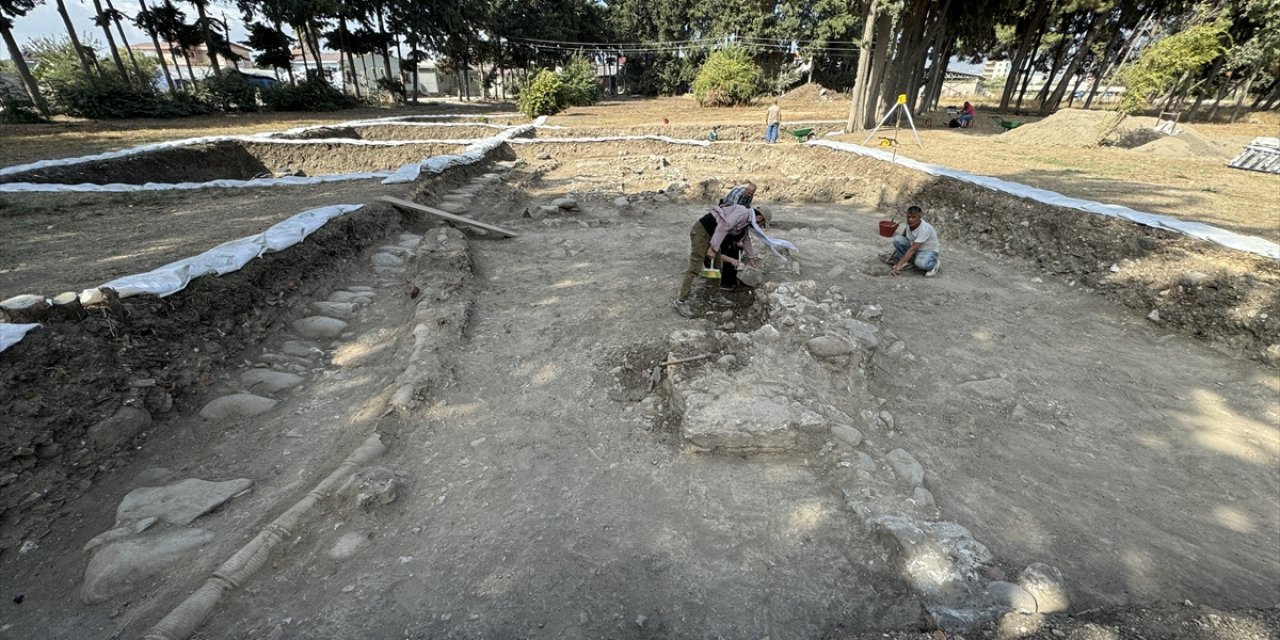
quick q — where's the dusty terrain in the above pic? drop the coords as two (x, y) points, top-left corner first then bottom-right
(0, 94), (1277, 640)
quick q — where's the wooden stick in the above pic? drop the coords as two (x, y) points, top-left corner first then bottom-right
(379, 196), (519, 238)
(660, 353), (713, 366)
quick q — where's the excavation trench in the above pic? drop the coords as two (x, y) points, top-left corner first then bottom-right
(0, 134), (1276, 639)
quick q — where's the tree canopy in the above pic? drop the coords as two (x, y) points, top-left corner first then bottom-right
(1, 0), (1276, 120)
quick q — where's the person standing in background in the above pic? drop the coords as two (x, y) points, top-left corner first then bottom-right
(765, 100), (782, 143)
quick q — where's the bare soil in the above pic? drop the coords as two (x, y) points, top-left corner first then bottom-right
(0, 98), (1276, 640)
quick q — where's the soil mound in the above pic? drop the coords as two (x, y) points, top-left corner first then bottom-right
(1000, 108), (1227, 157)
(778, 82), (841, 104)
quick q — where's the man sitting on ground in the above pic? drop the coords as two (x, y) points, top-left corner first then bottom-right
(883, 205), (940, 277)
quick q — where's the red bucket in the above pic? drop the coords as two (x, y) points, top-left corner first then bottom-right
(878, 220), (898, 238)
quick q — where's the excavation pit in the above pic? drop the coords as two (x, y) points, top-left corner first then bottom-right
(0, 121), (1276, 639)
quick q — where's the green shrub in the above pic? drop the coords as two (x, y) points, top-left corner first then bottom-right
(556, 55), (600, 107)
(620, 52), (700, 96)
(693, 46), (760, 107)
(517, 69), (564, 118)
(261, 72), (359, 112)
(0, 84), (45, 123)
(202, 72), (259, 112)
(27, 36), (206, 118)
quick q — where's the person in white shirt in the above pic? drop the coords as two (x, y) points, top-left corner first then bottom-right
(883, 205), (940, 277)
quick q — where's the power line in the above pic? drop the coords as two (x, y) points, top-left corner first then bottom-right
(501, 35), (863, 55)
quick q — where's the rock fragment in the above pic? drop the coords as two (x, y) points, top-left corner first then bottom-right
(885, 448), (925, 488)
(1018, 562), (1070, 613)
(81, 528), (215, 604)
(292, 316), (348, 339)
(199, 393), (277, 419)
(116, 477), (254, 526)
(240, 370), (304, 393)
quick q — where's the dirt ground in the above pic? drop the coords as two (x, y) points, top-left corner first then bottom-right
(0, 96), (1277, 639)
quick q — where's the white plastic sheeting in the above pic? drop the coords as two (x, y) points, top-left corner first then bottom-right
(0, 116), (540, 353)
(0, 124), (526, 193)
(510, 135), (710, 147)
(0, 323), (40, 353)
(83, 203), (365, 301)
(383, 123), (535, 184)
(0, 172), (394, 193)
(809, 140), (1280, 260)
(0, 112), (509, 178)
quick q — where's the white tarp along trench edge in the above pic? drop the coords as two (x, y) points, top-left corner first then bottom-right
(808, 140), (1280, 260)
(0, 115), (542, 354)
(0, 204), (363, 355)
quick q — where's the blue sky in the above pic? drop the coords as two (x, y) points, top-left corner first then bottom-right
(4, 0), (249, 59)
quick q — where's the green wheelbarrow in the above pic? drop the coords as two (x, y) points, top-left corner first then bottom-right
(990, 115), (1023, 131)
(785, 127), (814, 142)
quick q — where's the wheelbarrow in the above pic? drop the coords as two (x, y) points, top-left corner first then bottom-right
(990, 115), (1023, 131)
(785, 127), (814, 142)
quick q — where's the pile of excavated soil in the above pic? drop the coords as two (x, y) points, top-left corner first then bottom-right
(778, 82), (842, 105)
(999, 109), (1228, 157)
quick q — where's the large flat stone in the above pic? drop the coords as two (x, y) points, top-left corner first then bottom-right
(682, 394), (798, 452)
(292, 316), (348, 339)
(871, 515), (993, 606)
(81, 528), (215, 604)
(117, 477), (254, 526)
(240, 369), (305, 393)
(198, 393), (277, 419)
(313, 301), (357, 319)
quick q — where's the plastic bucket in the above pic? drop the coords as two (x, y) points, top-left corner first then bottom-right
(878, 220), (898, 237)
(700, 268), (721, 280)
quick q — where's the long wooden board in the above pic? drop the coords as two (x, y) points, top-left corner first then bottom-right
(379, 196), (519, 238)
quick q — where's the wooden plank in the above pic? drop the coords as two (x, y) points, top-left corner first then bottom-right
(379, 196), (519, 238)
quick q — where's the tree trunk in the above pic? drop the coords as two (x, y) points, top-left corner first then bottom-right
(1259, 81), (1280, 111)
(847, 0), (878, 133)
(1000, 0), (1049, 114)
(1034, 29), (1071, 105)
(90, 0), (129, 82)
(107, 0), (145, 82)
(137, 0), (176, 93)
(274, 20), (295, 84)
(1013, 28), (1044, 113)
(182, 49), (196, 84)
(1042, 10), (1103, 115)
(1229, 71), (1257, 123)
(1094, 10), (1153, 109)
(1205, 79), (1235, 120)
(338, 17), (361, 98)
(193, 0), (220, 75)
(55, 0), (96, 80)
(413, 58), (420, 102)
(1249, 74), (1278, 110)
(1082, 28), (1124, 109)
(864, 9), (893, 128)
(375, 7), (393, 87)
(1065, 70), (1086, 107)
(921, 23), (952, 112)
(295, 24), (312, 76)
(0, 21), (51, 116)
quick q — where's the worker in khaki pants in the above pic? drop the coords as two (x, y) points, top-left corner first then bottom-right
(673, 204), (770, 318)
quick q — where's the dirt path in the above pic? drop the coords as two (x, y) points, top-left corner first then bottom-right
(187, 197), (928, 639)
(776, 203), (1280, 609)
